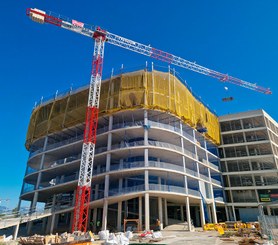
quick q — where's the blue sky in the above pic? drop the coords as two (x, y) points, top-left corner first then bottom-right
(0, 0), (277, 208)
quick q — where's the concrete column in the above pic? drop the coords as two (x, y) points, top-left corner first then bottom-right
(158, 197), (163, 229)
(119, 178), (123, 192)
(200, 199), (205, 227)
(13, 222), (20, 240)
(50, 213), (56, 234)
(95, 184), (99, 199)
(145, 170), (149, 191)
(27, 194), (37, 234)
(225, 206), (229, 221)
(46, 215), (51, 234)
(144, 110), (149, 193)
(42, 217), (47, 231)
(181, 132), (189, 195)
(232, 206), (236, 221)
(195, 206), (200, 227)
(145, 193), (150, 230)
(93, 208), (97, 232)
(27, 137), (48, 235)
(104, 175), (109, 198)
(180, 205), (184, 222)
(87, 208), (92, 231)
(185, 197), (192, 231)
(164, 199), (168, 226)
(211, 202), (218, 223)
(139, 196), (142, 230)
(228, 206), (234, 221)
(208, 205), (212, 223)
(119, 159), (123, 169)
(102, 199), (108, 230)
(117, 201), (122, 231)
(144, 110), (148, 146)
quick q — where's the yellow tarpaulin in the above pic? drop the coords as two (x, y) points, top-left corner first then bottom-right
(26, 70), (220, 149)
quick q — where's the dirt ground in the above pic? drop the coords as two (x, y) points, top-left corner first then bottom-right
(159, 230), (237, 245)
(130, 228), (272, 245)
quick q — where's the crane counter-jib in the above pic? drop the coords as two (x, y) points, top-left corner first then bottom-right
(26, 7), (271, 94)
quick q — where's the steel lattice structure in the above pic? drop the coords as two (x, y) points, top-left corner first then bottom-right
(26, 7), (271, 233)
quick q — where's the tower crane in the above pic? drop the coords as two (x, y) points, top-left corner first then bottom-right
(26, 8), (272, 232)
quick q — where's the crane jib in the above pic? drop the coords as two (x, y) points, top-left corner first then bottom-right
(26, 7), (271, 94)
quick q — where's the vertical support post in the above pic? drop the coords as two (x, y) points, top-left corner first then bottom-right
(139, 196), (142, 231)
(200, 199), (205, 227)
(50, 213), (56, 234)
(211, 202), (218, 223)
(93, 208), (97, 232)
(164, 199), (168, 226)
(158, 197), (163, 229)
(145, 193), (150, 230)
(232, 206), (236, 221)
(102, 199), (108, 231)
(13, 223), (20, 240)
(186, 197), (192, 231)
(225, 206), (229, 221)
(117, 201), (122, 231)
(180, 205), (184, 222)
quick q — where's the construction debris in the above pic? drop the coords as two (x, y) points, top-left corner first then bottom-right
(0, 235), (13, 242)
(19, 231), (94, 245)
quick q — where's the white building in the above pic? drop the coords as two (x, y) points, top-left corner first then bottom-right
(219, 109), (278, 221)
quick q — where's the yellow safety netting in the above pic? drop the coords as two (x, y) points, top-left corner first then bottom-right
(26, 70), (220, 149)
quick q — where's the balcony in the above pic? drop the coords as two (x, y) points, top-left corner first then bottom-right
(95, 139), (197, 160)
(108, 184), (200, 198)
(96, 160), (211, 182)
(29, 134), (83, 158)
(43, 154), (81, 169)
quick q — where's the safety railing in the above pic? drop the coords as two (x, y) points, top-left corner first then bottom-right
(109, 185), (145, 196)
(104, 160), (202, 180)
(211, 178), (221, 186)
(95, 123), (199, 157)
(108, 184), (201, 198)
(22, 184), (35, 194)
(26, 166), (38, 175)
(188, 188), (201, 197)
(208, 161), (219, 170)
(41, 174), (78, 188)
(0, 207), (53, 229)
(149, 184), (186, 195)
(94, 160), (216, 187)
(46, 134), (83, 151)
(214, 196), (224, 202)
(43, 154), (81, 169)
(29, 134), (83, 158)
(199, 173), (210, 182)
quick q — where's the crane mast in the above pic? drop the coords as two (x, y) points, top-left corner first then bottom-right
(26, 7), (272, 232)
(72, 33), (106, 232)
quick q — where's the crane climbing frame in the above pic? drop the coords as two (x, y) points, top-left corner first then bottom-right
(26, 7), (271, 233)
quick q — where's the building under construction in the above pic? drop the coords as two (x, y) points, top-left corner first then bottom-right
(19, 67), (224, 234)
